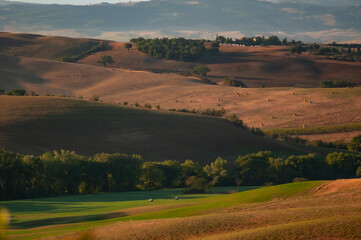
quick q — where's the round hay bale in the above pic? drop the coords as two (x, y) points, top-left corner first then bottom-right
(303, 125), (306, 128)
(260, 123), (264, 127)
(292, 92), (295, 95)
(271, 116), (275, 119)
(304, 99), (307, 103)
(149, 199), (153, 202)
(309, 101), (312, 104)
(174, 196), (179, 200)
(294, 113), (297, 117)
(267, 99), (271, 102)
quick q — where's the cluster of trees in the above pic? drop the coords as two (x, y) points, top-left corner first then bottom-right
(215, 35), (294, 46)
(1, 149), (361, 200)
(319, 80), (355, 88)
(292, 43), (361, 62)
(1, 89), (39, 96)
(4, 89), (27, 96)
(130, 37), (206, 62)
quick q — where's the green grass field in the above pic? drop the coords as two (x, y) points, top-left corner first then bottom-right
(2, 180), (361, 240)
(1, 182), (335, 239)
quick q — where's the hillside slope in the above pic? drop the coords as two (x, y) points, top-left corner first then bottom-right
(0, 32), (105, 60)
(4, 179), (361, 239)
(1, 54), (361, 135)
(0, 96), (316, 163)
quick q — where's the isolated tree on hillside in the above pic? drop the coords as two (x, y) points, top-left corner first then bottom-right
(124, 43), (132, 52)
(97, 56), (114, 67)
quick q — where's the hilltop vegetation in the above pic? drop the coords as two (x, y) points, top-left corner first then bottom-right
(131, 37), (206, 62)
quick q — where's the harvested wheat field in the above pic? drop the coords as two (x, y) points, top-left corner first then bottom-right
(80, 41), (361, 88)
(4, 179), (359, 240)
(0, 32), (104, 60)
(0, 96), (317, 162)
(1, 54), (361, 134)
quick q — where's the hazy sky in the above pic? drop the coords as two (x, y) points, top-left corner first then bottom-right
(7, 0), (148, 5)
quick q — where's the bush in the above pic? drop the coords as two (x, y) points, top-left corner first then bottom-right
(190, 65), (211, 76)
(6, 89), (26, 96)
(223, 78), (247, 88)
(293, 177), (308, 182)
(289, 45), (306, 55)
(0, 89), (5, 95)
(319, 80), (355, 88)
(90, 96), (99, 101)
(318, 47), (337, 55)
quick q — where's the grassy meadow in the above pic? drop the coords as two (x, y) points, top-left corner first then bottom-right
(2, 180), (361, 240)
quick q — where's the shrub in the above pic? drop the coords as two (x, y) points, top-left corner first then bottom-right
(90, 96), (99, 101)
(6, 89), (26, 96)
(289, 45), (306, 55)
(190, 65), (211, 76)
(223, 78), (247, 88)
(58, 56), (74, 62)
(0, 89), (5, 95)
(144, 103), (152, 109)
(293, 177), (308, 182)
(320, 80), (355, 88)
(123, 101), (128, 106)
(156, 105), (160, 109)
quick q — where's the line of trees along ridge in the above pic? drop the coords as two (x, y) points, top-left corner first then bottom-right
(1, 149), (361, 201)
(130, 37), (207, 62)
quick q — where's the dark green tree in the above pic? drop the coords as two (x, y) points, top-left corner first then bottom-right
(124, 43), (132, 51)
(348, 135), (361, 152)
(98, 56), (114, 67)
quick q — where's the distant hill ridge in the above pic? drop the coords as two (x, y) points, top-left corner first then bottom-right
(0, 0), (360, 42)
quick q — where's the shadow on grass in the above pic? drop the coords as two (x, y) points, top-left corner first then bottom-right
(10, 211), (129, 229)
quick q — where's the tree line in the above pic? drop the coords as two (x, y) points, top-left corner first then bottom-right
(1, 149), (360, 201)
(130, 37), (207, 62)
(215, 35), (293, 46)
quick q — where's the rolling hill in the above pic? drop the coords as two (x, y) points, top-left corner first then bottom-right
(0, 96), (316, 163)
(3, 179), (361, 239)
(0, 0), (361, 43)
(1, 32), (361, 143)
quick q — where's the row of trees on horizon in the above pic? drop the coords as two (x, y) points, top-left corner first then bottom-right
(1, 149), (360, 201)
